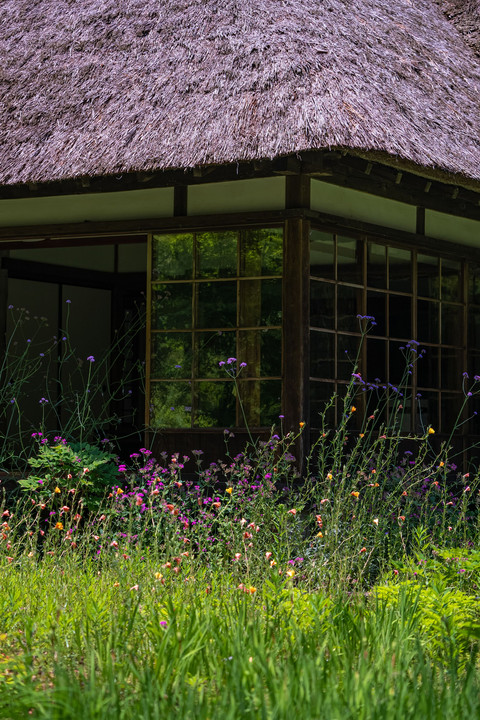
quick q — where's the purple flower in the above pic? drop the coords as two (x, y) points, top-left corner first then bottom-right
(87, 355), (95, 362)
(66, 299), (71, 304)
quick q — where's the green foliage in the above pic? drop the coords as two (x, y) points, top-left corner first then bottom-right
(19, 437), (119, 510)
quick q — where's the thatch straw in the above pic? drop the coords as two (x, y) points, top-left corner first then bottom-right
(0, 0), (479, 187)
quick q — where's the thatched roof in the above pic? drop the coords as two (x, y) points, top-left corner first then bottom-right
(0, 0), (480, 188)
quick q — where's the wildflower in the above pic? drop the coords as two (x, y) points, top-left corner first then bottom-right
(243, 531), (253, 539)
(61, 506), (70, 513)
(351, 406), (356, 413)
(270, 559), (277, 567)
(359, 433), (364, 438)
(326, 473), (333, 481)
(465, 486), (471, 492)
(360, 547), (367, 553)
(316, 531), (323, 538)
(265, 551), (273, 559)
(110, 540), (118, 548)
(286, 569), (295, 578)
(135, 495), (143, 506)
(299, 421), (305, 428)
(351, 491), (360, 498)
(130, 585), (139, 591)
(55, 522), (63, 530)
(398, 516), (406, 522)
(234, 553), (242, 561)
(316, 515), (323, 526)
(87, 356), (95, 363)
(54, 487), (61, 494)
(212, 501), (221, 509)
(320, 498), (330, 504)
(248, 586), (256, 594)
(373, 518), (379, 526)
(428, 428), (435, 435)
(402, 491), (407, 497)
(287, 508), (297, 515)
(226, 487), (233, 494)
(439, 461), (445, 468)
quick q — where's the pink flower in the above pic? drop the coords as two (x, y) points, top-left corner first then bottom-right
(287, 509), (297, 516)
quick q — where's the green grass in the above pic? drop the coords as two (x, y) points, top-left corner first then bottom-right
(0, 548), (479, 720)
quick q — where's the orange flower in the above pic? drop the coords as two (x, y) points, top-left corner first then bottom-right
(287, 508), (297, 516)
(350, 406), (356, 413)
(299, 421), (305, 428)
(226, 487), (233, 494)
(360, 547), (367, 553)
(351, 491), (360, 498)
(55, 522), (63, 530)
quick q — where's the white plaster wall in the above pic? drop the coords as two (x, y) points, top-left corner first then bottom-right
(425, 211), (480, 248)
(0, 187), (174, 227)
(188, 177), (286, 215)
(311, 180), (416, 233)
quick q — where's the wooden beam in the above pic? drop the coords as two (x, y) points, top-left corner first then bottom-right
(285, 175), (310, 210)
(283, 216), (310, 469)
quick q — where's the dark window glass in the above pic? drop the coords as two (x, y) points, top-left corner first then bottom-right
(310, 281), (335, 330)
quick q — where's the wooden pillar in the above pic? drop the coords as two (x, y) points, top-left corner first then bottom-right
(283, 176), (310, 469)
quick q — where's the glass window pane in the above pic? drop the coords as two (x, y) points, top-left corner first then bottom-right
(197, 330), (236, 378)
(468, 263), (480, 305)
(417, 346), (439, 389)
(152, 234), (193, 280)
(441, 393), (462, 433)
(239, 279), (282, 327)
(152, 284), (192, 330)
(367, 338), (387, 385)
(260, 380), (282, 426)
(310, 230), (334, 280)
(441, 349), (462, 390)
(150, 382), (192, 428)
(441, 304), (463, 346)
(389, 340), (410, 387)
(197, 282), (237, 328)
(310, 331), (335, 379)
(441, 258), (461, 303)
(367, 291), (386, 336)
(337, 285), (363, 332)
(417, 254), (439, 299)
(417, 300), (439, 344)
(337, 236), (362, 284)
(238, 329), (282, 377)
(197, 231), (238, 278)
(416, 390), (439, 432)
(309, 381), (336, 428)
(242, 228), (283, 276)
(310, 281), (335, 330)
(151, 332), (192, 379)
(389, 295), (411, 339)
(388, 247), (411, 293)
(367, 243), (387, 289)
(338, 334), (360, 381)
(195, 381), (236, 428)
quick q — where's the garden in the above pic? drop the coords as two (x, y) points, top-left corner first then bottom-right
(1, 309), (480, 719)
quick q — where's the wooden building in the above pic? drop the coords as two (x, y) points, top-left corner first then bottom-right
(1, 0), (480, 459)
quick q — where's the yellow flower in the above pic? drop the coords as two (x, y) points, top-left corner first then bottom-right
(116, 488), (124, 495)
(226, 487), (233, 494)
(351, 491), (360, 498)
(299, 421), (305, 428)
(439, 461), (444, 467)
(154, 572), (163, 580)
(54, 487), (61, 494)
(351, 406), (356, 413)
(316, 531), (323, 538)
(248, 586), (257, 594)
(359, 433), (364, 438)
(326, 473), (333, 481)
(55, 522), (63, 530)
(428, 428), (435, 435)
(286, 569), (295, 578)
